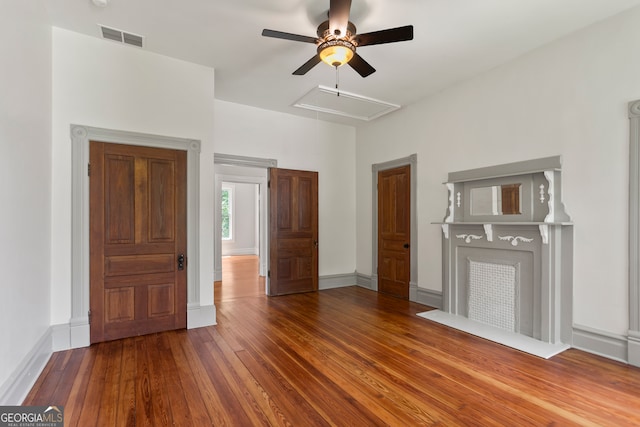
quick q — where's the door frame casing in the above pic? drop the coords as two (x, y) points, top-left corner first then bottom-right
(628, 100), (640, 367)
(371, 154), (418, 300)
(69, 125), (203, 349)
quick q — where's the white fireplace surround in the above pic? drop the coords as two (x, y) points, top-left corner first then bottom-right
(422, 156), (573, 358)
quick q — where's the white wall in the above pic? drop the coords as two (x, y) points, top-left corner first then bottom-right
(50, 28), (216, 324)
(214, 100), (357, 276)
(221, 182), (258, 256)
(0, 1), (51, 397)
(356, 6), (640, 337)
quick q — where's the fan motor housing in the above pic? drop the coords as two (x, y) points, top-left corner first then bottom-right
(317, 20), (357, 42)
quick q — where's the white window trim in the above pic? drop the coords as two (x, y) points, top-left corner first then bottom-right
(221, 183), (235, 242)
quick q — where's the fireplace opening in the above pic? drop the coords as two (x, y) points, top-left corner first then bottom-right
(467, 260), (518, 332)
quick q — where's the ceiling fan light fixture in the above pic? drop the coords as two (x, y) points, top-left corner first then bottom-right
(318, 39), (355, 68)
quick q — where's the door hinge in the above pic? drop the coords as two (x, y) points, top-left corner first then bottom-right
(88, 310), (92, 324)
(87, 163), (91, 176)
(267, 180), (271, 188)
(268, 270), (271, 278)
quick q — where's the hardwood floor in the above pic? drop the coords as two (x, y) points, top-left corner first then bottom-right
(25, 271), (640, 425)
(215, 255), (265, 303)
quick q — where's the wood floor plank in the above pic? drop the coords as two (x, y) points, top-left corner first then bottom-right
(56, 347), (96, 426)
(22, 257), (640, 426)
(97, 340), (123, 426)
(115, 337), (137, 427)
(165, 331), (215, 426)
(193, 327), (269, 426)
(77, 342), (110, 423)
(177, 331), (233, 426)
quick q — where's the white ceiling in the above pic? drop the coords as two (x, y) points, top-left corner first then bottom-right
(46, 0), (640, 125)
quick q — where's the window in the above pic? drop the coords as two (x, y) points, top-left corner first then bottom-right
(221, 184), (234, 241)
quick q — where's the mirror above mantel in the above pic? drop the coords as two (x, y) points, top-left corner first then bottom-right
(470, 184), (521, 216)
(441, 155), (571, 225)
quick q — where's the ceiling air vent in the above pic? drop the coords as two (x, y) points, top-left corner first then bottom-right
(99, 25), (144, 48)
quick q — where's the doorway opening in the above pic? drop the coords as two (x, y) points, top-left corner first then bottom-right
(217, 177), (264, 302)
(213, 155), (274, 301)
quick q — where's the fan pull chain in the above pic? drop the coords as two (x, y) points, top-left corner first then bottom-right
(335, 66), (340, 96)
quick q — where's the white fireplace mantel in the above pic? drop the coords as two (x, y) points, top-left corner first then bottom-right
(426, 156), (573, 358)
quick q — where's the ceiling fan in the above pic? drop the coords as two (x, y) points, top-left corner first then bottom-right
(262, 0), (413, 77)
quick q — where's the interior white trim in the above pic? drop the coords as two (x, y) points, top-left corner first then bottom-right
(628, 99), (640, 367)
(70, 125), (205, 348)
(573, 323), (628, 363)
(0, 327), (53, 405)
(318, 273), (358, 290)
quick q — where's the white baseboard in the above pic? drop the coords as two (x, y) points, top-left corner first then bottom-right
(221, 248), (258, 256)
(354, 273), (443, 309)
(188, 304), (217, 329)
(0, 328), (53, 405)
(416, 288), (443, 309)
(0, 304), (216, 406)
(355, 272), (373, 290)
(51, 318), (90, 352)
(572, 324), (628, 363)
(319, 272), (357, 290)
(628, 330), (640, 367)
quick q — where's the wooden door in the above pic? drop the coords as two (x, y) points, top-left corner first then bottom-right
(269, 168), (318, 296)
(90, 142), (187, 343)
(378, 165), (411, 299)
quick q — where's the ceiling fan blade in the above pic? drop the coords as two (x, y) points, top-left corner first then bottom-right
(348, 53), (376, 77)
(293, 55), (322, 75)
(329, 0), (352, 38)
(262, 29), (318, 44)
(355, 25), (414, 47)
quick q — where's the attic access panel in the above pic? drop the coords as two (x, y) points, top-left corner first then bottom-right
(293, 85), (400, 121)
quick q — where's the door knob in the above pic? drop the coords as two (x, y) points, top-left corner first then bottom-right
(177, 253), (185, 270)
(403, 243), (410, 249)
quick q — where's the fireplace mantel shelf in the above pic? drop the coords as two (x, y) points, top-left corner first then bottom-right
(432, 221), (573, 225)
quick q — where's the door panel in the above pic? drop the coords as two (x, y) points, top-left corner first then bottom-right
(378, 165), (411, 299)
(105, 154), (135, 243)
(90, 142), (187, 343)
(269, 168), (318, 296)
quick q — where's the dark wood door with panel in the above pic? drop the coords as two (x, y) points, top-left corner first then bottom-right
(378, 164), (411, 299)
(89, 142), (187, 343)
(269, 168), (318, 296)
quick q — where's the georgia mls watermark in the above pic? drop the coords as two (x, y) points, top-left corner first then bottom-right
(0, 406), (63, 427)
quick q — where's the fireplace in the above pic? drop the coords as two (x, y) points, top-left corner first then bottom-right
(421, 156), (573, 358)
